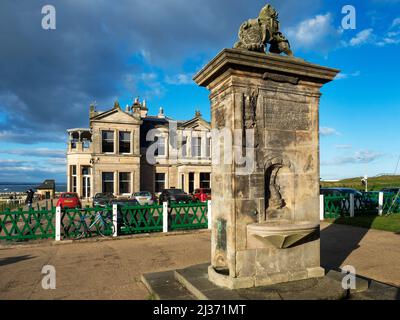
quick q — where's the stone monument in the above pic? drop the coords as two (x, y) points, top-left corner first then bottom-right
(193, 3), (340, 289)
(142, 4), (399, 299)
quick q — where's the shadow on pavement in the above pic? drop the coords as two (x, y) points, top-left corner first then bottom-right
(0, 255), (34, 267)
(320, 219), (373, 270)
(320, 217), (400, 299)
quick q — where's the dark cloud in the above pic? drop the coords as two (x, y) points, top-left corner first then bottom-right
(0, 0), (322, 145)
(0, 148), (65, 158)
(0, 158), (65, 182)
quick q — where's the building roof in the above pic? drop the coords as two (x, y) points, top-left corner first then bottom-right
(36, 179), (55, 190)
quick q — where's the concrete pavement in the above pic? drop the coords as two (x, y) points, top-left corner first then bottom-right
(0, 222), (399, 299)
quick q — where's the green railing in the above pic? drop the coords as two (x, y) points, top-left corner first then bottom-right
(323, 194), (350, 219)
(1, 201), (209, 242)
(0, 207), (56, 240)
(120, 204), (163, 234)
(323, 192), (400, 219)
(169, 202), (208, 231)
(354, 192), (379, 216)
(382, 193), (400, 214)
(61, 206), (114, 239)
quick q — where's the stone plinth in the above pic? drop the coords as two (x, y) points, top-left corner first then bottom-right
(194, 49), (339, 289)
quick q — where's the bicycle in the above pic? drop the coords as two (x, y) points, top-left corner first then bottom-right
(69, 208), (115, 240)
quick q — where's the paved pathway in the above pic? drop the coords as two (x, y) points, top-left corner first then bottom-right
(0, 223), (399, 299)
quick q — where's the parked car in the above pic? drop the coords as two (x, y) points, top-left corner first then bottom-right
(56, 192), (81, 209)
(109, 198), (139, 207)
(381, 187), (400, 194)
(109, 198), (140, 227)
(132, 191), (156, 205)
(320, 188), (362, 197)
(92, 193), (115, 208)
(192, 188), (211, 202)
(158, 188), (192, 205)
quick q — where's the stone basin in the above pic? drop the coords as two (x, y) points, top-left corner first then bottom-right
(247, 220), (319, 249)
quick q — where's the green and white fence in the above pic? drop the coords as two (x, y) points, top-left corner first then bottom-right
(0, 201), (211, 242)
(320, 192), (400, 220)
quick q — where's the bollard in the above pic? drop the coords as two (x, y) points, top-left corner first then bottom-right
(378, 192), (384, 216)
(319, 195), (324, 221)
(350, 194), (355, 217)
(55, 206), (61, 241)
(163, 202), (168, 233)
(112, 204), (118, 237)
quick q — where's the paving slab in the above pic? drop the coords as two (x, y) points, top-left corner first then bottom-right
(141, 271), (194, 300)
(173, 264), (347, 300)
(142, 263), (400, 300)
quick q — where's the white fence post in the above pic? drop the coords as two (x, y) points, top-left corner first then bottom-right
(207, 200), (212, 230)
(319, 195), (324, 221)
(163, 202), (168, 233)
(350, 194), (355, 217)
(378, 192), (384, 216)
(112, 204), (118, 237)
(55, 206), (61, 241)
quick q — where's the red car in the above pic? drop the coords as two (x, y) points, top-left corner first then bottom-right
(192, 188), (211, 202)
(56, 192), (82, 209)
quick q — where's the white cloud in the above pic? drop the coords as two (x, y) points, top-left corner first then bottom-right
(0, 148), (65, 158)
(321, 150), (384, 166)
(391, 17), (400, 28)
(335, 71), (360, 80)
(165, 73), (193, 85)
(348, 28), (374, 46)
(285, 13), (342, 52)
(377, 37), (400, 46)
(140, 73), (157, 82)
(320, 127), (340, 136)
(335, 144), (352, 149)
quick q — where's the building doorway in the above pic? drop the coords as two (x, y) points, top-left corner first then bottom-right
(82, 166), (91, 198)
(189, 172), (195, 194)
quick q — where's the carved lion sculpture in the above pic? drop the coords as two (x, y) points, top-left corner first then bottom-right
(234, 4), (293, 56)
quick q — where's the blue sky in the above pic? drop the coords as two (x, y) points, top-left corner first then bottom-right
(0, 0), (399, 183)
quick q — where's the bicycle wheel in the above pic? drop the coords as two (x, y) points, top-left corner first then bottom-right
(70, 218), (89, 240)
(97, 220), (115, 237)
(73, 230), (86, 240)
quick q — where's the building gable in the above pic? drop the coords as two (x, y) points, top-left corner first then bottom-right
(179, 117), (211, 131)
(91, 108), (141, 125)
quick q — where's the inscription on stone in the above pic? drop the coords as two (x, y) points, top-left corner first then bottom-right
(216, 218), (227, 251)
(264, 99), (310, 131)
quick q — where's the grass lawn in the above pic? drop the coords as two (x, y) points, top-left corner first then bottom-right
(325, 215), (400, 233)
(321, 174), (400, 191)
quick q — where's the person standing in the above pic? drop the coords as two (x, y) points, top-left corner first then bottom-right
(25, 189), (34, 210)
(25, 189), (35, 226)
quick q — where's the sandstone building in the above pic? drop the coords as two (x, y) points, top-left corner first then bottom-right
(66, 99), (211, 198)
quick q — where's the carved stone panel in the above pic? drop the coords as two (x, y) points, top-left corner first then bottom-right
(213, 106), (226, 129)
(264, 98), (310, 131)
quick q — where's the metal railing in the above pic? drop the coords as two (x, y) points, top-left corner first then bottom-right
(320, 192), (400, 220)
(0, 201), (211, 242)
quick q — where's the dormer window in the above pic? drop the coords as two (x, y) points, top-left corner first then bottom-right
(102, 130), (114, 153)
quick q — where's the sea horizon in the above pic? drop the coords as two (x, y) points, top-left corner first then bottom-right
(0, 182), (67, 193)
